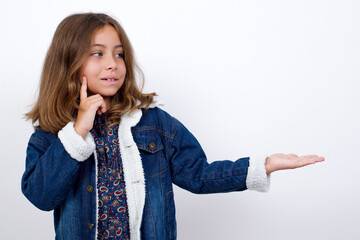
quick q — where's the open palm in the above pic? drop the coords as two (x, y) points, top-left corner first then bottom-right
(265, 153), (325, 174)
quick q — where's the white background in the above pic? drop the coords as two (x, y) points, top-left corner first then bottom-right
(1, 0), (359, 239)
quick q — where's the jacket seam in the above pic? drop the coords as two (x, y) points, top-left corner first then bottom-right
(132, 126), (175, 140)
(178, 171), (247, 182)
(30, 137), (49, 149)
(167, 119), (179, 160)
(167, 191), (176, 239)
(146, 193), (157, 238)
(145, 168), (169, 178)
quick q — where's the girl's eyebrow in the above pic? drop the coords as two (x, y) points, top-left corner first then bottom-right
(91, 44), (123, 49)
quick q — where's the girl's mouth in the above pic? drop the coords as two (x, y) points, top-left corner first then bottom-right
(101, 78), (119, 81)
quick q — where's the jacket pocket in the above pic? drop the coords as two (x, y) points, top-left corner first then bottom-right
(133, 130), (168, 178)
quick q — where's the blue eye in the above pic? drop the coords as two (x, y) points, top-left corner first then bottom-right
(91, 52), (102, 57)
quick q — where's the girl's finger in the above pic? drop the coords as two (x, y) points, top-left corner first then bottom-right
(97, 100), (107, 115)
(80, 76), (88, 101)
(314, 156), (325, 162)
(299, 155), (317, 161)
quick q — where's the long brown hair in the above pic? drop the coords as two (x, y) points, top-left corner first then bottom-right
(26, 13), (156, 134)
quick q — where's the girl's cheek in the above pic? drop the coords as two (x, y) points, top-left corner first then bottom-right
(121, 64), (127, 75)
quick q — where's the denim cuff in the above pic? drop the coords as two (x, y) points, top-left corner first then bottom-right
(246, 155), (271, 192)
(58, 122), (95, 162)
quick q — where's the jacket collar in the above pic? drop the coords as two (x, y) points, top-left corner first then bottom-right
(98, 98), (162, 240)
(118, 109), (145, 240)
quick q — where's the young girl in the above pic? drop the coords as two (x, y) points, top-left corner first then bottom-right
(21, 13), (324, 240)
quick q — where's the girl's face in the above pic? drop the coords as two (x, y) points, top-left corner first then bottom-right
(81, 25), (126, 100)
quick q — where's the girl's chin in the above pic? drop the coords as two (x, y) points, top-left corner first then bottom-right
(87, 91), (118, 98)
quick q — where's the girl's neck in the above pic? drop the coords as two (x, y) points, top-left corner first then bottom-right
(104, 97), (112, 110)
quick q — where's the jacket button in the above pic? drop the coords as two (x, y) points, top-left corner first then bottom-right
(86, 185), (94, 193)
(88, 223), (94, 230)
(149, 142), (156, 150)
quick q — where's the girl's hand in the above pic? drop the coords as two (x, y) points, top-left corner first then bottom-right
(265, 153), (325, 175)
(74, 76), (107, 139)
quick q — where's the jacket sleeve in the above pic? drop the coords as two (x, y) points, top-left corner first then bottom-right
(21, 122), (95, 211)
(169, 118), (270, 194)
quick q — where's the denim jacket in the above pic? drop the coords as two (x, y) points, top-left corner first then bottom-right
(21, 106), (269, 240)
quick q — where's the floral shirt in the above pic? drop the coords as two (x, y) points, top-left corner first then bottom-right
(91, 114), (130, 239)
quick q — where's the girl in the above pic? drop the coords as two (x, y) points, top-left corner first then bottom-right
(21, 13), (324, 240)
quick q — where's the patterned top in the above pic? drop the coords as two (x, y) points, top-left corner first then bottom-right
(90, 114), (130, 240)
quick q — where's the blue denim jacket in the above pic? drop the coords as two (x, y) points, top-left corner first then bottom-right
(22, 107), (268, 239)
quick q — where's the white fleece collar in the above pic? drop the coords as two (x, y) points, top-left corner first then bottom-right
(118, 109), (145, 239)
(114, 99), (163, 239)
(85, 98), (162, 239)
(92, 108), (147, 240)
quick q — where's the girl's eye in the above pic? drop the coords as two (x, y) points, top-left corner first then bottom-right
(91, 52), (102, 57)
(116, 53), (124, 59)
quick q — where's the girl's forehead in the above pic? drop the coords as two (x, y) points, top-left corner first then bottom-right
(91, 25), (121, 44)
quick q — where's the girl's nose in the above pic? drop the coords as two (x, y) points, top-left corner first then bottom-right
(106, 56), (118, 70)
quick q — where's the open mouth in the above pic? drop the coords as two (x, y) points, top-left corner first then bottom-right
(101, 78), (119, 81)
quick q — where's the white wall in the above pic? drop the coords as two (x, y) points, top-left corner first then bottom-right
(1, 0), (359, 239)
